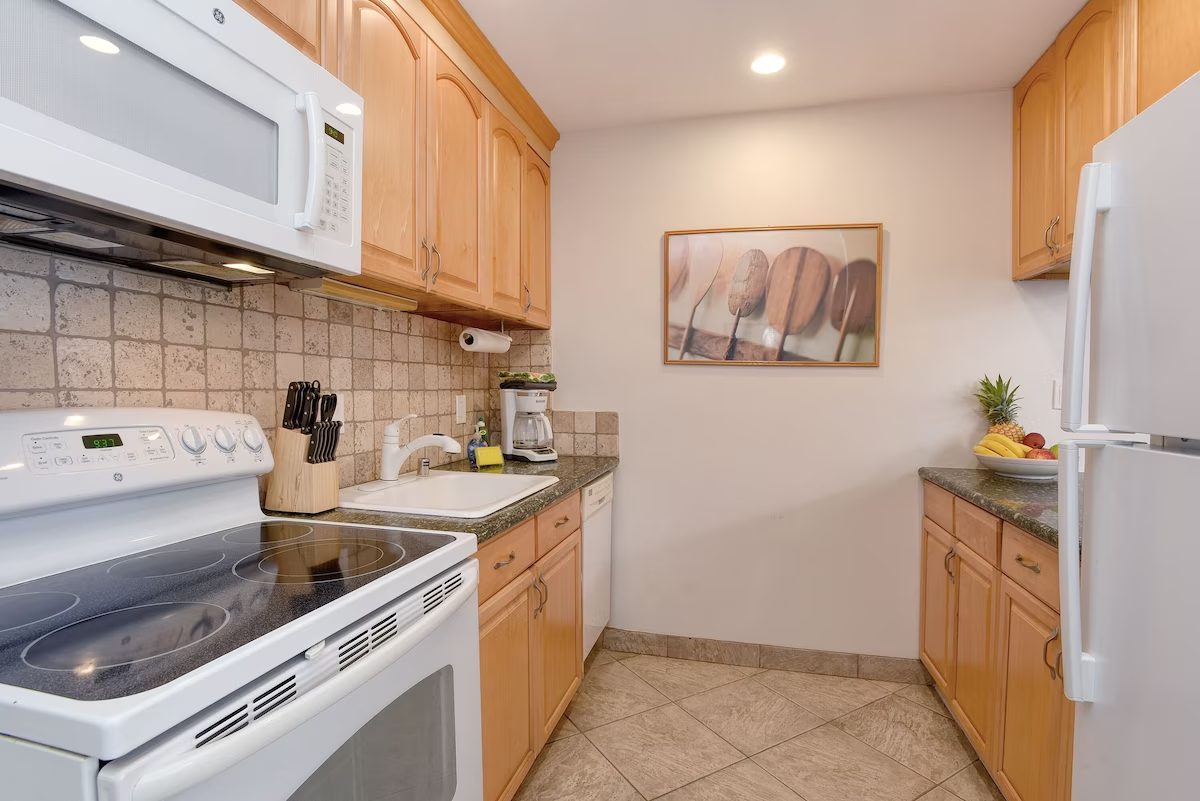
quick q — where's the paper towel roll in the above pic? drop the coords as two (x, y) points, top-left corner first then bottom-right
(459, 327), (512, 353)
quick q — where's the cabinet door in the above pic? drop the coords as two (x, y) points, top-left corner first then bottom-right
(994, 577), (1074, 801)
(234, 0), (329, 63)
(522, 146), (551, 328)
(532, 529), (582, 749)
(949, 543), (999, 762)
(340, 0), (427, 289)
(486, 104), (527, 317)
(479, 570), (537, 801)
(919, 518), (957, 692)
(427, 45), (486, 306)
(1137, 0), (1200, 112)
(1059, 0), (1121, 257)
(1013, 46), (1062, 279)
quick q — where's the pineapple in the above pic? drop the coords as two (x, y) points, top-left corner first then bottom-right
(975, 375), (1025, 442)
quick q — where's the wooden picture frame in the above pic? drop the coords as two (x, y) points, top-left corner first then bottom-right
(663, 223), (883, 366)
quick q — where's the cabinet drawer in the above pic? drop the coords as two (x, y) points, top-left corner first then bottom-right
(478, 519), (536, 604)
(923, 482), (955, 533)
(1001, 523), (1059, 611)
(954, 499), (1001, 566)
(536, 493), (580, 558)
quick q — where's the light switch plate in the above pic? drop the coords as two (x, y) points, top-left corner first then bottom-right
(1051, 378), (1063, 411)
(455, 394), (466, 424)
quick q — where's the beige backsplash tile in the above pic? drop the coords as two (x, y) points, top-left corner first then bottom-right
(551, 411), (620, 457)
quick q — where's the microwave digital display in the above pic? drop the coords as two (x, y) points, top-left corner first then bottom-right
(324, 123), (345, 144)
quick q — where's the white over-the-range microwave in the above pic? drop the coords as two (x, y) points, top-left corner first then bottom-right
(0, 0), (363, 284)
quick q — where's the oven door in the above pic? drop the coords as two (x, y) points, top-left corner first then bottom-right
(0, 0), (361, 274)
(97, 562), (482, 801)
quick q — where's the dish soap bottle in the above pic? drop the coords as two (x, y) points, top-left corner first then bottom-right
(467, 416), (488, 467)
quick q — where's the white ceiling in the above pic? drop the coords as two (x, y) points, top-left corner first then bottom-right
(460, 0), (1084, 133)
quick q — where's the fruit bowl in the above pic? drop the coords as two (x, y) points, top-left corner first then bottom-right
(974, 453), (1058, 481)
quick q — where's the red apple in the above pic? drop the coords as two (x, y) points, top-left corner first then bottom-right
(1025, 448), (1055, 460)
(1023, 432), (1046, 448)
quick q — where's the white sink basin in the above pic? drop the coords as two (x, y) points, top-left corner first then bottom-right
(339, 471), (559, 519)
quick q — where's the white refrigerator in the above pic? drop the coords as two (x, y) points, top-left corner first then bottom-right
(1058, 72), (1200, 800)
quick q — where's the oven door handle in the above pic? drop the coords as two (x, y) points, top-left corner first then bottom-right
(98, 563), (479, 801)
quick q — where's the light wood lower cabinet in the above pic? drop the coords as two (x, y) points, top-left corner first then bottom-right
(478, 498), (583, 801)
(920, 482), (1073, 801)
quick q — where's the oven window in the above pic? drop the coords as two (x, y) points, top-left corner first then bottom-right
(0, 0), (279, 203)
(288, 666), (457, 801)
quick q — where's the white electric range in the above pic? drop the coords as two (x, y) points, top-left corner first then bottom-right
(0, 408), (482, 801)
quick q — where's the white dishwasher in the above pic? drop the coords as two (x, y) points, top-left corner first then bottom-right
(581, 472), (614, 660)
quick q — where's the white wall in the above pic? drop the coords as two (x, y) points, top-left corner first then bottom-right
(551, 92), (1069, 658)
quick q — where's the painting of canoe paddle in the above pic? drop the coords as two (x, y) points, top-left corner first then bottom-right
(662, 224), (882, 366)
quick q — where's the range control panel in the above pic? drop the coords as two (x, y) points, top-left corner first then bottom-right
(23, 426), (174, 474)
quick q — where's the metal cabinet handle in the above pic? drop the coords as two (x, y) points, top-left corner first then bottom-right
(522, 282), (532, 313)
(943, 548), (956, 583)
(533, 576), (547, 616)
(1014, 554), (1042, 574)
(431, 243), (442, 284)
(419, 239), (430, 281)
(492, 552), (516, 570)
(554, 515), (570, 528)
(1044, 220), (1053, 250)
(1047, 214), (1061, 253)
(1043, 626), (1061, 680)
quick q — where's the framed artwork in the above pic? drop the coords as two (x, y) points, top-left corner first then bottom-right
(662, 223), (882, 366)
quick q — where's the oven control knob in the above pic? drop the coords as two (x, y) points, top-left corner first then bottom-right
(180, 426), (206, 455)
(213, 425), (237, 453)
(242, 427), (264, 453)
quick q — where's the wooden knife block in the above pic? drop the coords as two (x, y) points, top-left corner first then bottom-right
(265, 428), (340, 514)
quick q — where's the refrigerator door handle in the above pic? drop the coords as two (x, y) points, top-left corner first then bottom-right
(1062, 162), (1113, 434)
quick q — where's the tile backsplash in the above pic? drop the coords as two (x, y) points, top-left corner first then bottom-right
(550, 410), (620, 457)
(0, 243), (554, 486)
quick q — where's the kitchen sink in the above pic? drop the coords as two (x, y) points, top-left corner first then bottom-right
(339, 471), (559, 519)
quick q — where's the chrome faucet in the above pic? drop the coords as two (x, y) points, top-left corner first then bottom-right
(380, 415), (462, 481)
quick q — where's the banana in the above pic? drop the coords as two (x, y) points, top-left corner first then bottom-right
(981, 434), (1024, 458)
(973, 444), (1007, 457)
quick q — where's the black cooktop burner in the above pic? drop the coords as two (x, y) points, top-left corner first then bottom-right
(23, 603), (229, 671)
(233, 538), (406, 584)
(0, 592), (80, 633)
(0, 521), (457, 701)
(108, 550), (226, 579)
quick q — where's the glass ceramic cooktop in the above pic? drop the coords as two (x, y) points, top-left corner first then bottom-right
(0, 521), (455, 701)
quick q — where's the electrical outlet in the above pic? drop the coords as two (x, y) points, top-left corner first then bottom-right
(455, 394), (466, 424)
(1051, 379), (1063, 411)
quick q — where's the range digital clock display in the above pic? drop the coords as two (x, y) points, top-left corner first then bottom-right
(82, 433), (123, 450)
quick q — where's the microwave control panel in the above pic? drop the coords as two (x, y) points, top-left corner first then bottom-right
(318, 114), (353, 239)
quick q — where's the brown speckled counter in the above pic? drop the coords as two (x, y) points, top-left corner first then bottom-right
(919, 467), (1059, 546)
(288, 456), (618, 544)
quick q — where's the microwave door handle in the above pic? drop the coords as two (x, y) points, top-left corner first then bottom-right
(1062, 162), (1112, 433)
(97, 564), (479, 801)
(293, 91), (325, 231)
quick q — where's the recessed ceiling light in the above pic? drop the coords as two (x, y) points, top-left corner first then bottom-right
(751, 52), (785, 75)
(79, 35), (120, 55)
(335, 102), (362, 116)
(223, 262), (273, 275)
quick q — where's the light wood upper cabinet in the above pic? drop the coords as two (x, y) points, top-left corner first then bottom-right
(479, 569), (537, 801)
(1013, 46), (1062, 280)
(486, 105), (527, 318)
(427, 44), (487, 306)
(532, 529), (582, 749)
(919, 517), (957, 692)
(994, 577), (1074, 801)
(949, 542), (1000, 763)
(522, 146), (551, 329)
(1136, 0), (1200, 111)
(341, 0), (427, 289)
(234, 0), (330, 64)
(1060, 0), (1121, 254)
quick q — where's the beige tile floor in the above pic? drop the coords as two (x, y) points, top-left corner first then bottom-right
(514, 650), (1006, 801)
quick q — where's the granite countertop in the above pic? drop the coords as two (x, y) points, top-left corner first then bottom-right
(918, 467), (1059, 546)
(298, 456), (618, 544)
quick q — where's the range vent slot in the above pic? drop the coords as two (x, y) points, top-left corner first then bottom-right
(370, 612), (398, 647)
(252, 675), (297, 720)
(423, 584), (445, 614)
(338, 629), (370, 671)
(194, 706), (249, 748)
(444, 572), (463, 595)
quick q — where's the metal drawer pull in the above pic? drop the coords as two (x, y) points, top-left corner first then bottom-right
(943, 548), (956, 582)
(493, 552), (516, 570)
(1048, 215), (1061, 253)
(554, 515), (570, 528)
(533, 576), (547, 616)
(1014, 554), (1042, 573)
(1043, 626), (1061, 680)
